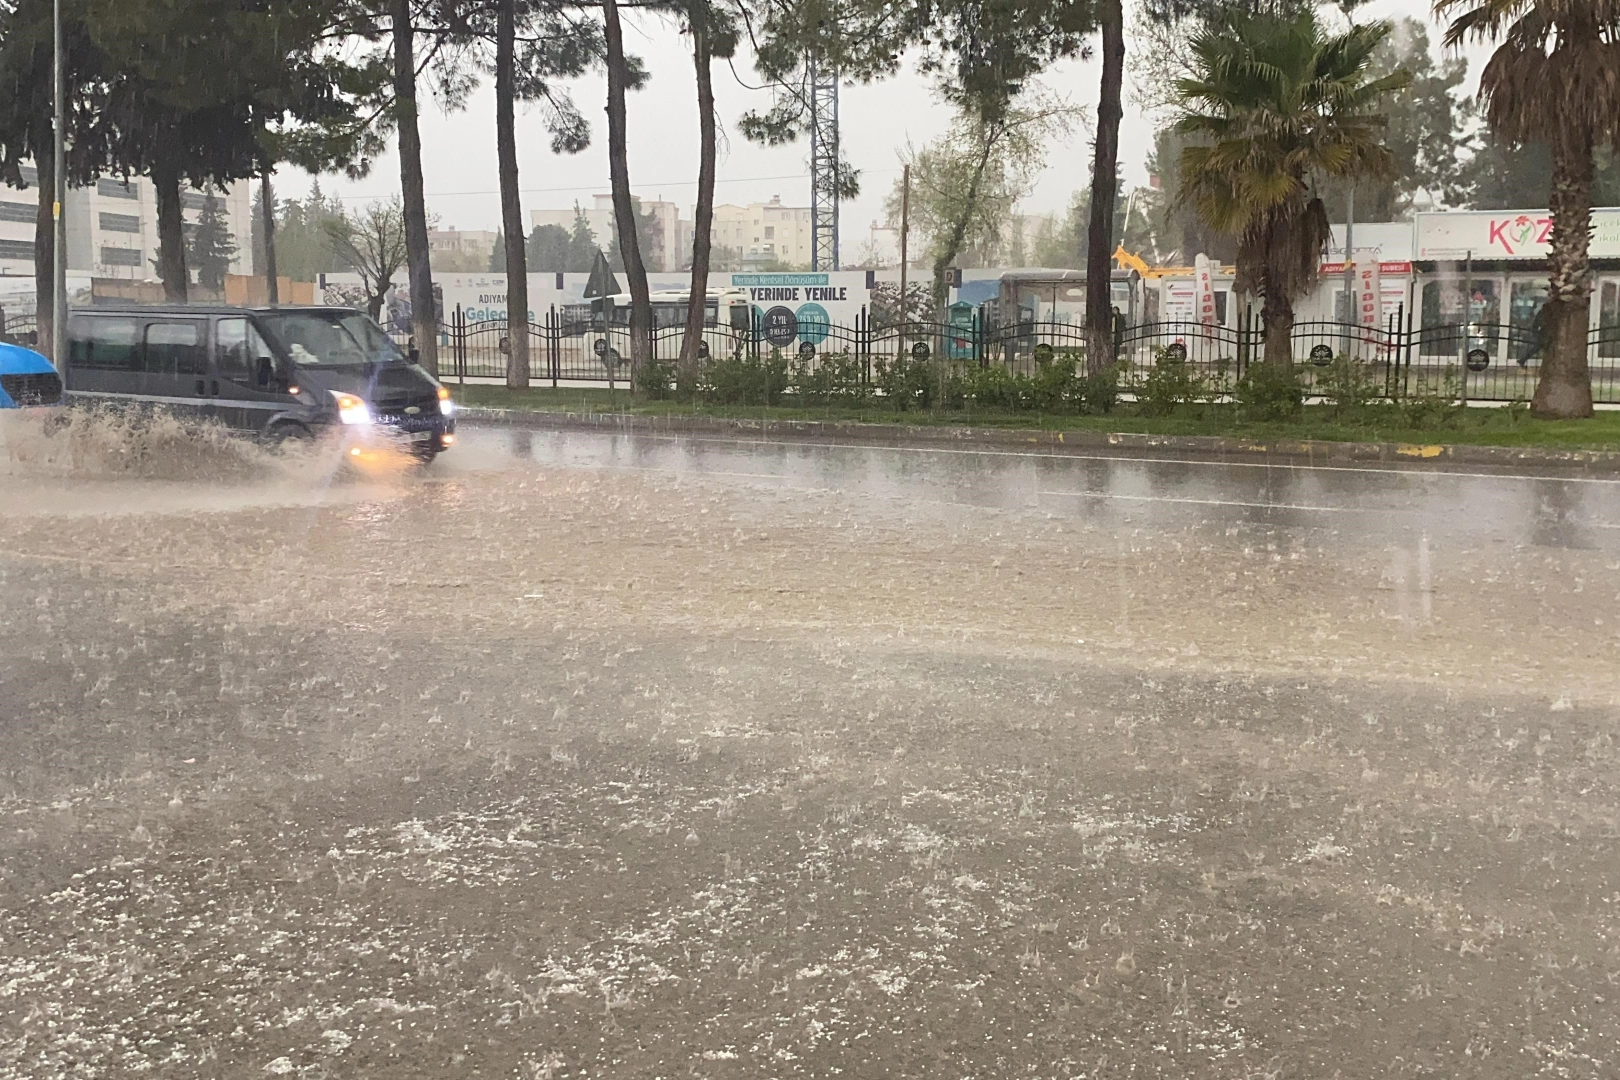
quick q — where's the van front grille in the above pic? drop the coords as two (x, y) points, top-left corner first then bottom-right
(1, 372), (62, 406)
(374, 399), (442, 430)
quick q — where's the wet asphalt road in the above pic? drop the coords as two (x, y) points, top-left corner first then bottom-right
(473, 422), (1620, 551)
(2, 420), (1618, 1079)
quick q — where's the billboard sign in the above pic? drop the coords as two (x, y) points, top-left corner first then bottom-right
(324, 270), (871, 343)
(1415, 208), (1620, 261)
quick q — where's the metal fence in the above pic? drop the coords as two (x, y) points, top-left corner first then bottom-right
(16, 300), (1620, 404)
(437, 302), (1620, 404)
(1, 312), (38, 347)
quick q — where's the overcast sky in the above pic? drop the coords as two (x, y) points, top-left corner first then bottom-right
(300, 1), (1484, 258)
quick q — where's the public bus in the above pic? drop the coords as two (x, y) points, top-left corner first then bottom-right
(580, 288), (754, 368)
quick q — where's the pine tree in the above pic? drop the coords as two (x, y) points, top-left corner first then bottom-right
(187, 187), (239, 292)
(566, 203), (599, 271)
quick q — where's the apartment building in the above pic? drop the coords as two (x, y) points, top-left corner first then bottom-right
(711, 197), (813, 269)
(0, 163), (252, 281)
(429, 227), (499, 258)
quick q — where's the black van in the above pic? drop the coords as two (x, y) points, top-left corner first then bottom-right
(63, 305), (456, 457)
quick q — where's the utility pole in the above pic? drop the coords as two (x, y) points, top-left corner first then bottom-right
(897, 163), (910, 340)
(52, 0), (66, 367)
(1342, 185), (1355, 320)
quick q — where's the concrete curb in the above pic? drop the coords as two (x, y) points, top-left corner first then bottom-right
(457, 406), (1620, 473)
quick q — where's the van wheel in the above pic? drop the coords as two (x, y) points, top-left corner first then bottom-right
(266, 421), (313, 445)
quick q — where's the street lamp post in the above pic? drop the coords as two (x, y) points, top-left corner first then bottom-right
(52, 0), (66, 368)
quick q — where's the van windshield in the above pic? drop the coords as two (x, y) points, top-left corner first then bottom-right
(257, 310), (405, 367)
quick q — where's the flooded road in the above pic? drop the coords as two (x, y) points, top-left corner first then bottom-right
(3, 420), (1617, 1079)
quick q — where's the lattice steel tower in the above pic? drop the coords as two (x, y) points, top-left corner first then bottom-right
(808, 60), (840, 271)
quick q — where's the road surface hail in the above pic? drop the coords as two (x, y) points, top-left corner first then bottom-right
(1, 413), (1618, 1079)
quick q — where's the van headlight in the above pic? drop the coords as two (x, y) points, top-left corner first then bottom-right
(330, 391), (372, 425)
(437, 386), (454, 416)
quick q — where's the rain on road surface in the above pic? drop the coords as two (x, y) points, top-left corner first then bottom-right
(3, 418), (1618, 1079)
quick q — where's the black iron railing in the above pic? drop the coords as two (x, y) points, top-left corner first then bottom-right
(16, 301), (1620, 404)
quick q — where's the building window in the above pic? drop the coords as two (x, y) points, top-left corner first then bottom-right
(100, 246), (144, 268)
(96, 178), (138, 200)
(0, 201), (33, 223)
(181, 190), (208, 211)
(0, 238), (34, 261)
(764, 226), (775, 239)
(99, 212), (141, 234)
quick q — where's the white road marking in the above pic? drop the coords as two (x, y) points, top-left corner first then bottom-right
(1037, 489), (1358, 513)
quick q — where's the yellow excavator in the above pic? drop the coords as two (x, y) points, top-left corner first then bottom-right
(1112, 244), (1150, 276)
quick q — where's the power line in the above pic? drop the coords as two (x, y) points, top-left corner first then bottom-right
(323, 166), (905, 203)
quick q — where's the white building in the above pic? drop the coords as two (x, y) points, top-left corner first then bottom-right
(528, 193), (816, 272)
(531, 199), (613, 247)
(710, 197), (813, 269)
(0, 163), (253, 283)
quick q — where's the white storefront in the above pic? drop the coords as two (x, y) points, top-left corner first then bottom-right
(1134, 209), (1620, 365)
(1410, 208), (1620, 363)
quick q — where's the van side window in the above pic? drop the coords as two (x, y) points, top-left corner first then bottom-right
(143, 321), (206, 375)
(69, 317), (140, 370)
(216, 318), (272, 382)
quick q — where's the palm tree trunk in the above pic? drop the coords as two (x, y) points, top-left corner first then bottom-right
(603, 0), (652, 379)
(1260, 292), (1294, 368)
(1533, 136), (1596, 419)
(32, 132), (55, 359)
(679, 0), (716, 395)
(1083, 0), (1124, 374)
(496, 0), (530, 389)
(260, 169), (279, 306)
(152, 161), (188, 303)
(393, 0), (438, 375)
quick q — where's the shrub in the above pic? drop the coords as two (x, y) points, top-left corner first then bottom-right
(1317, 354), (1381, 416)
(874, 353), (936, 410)
(1234, 362), (1303, 420)
(703, 350), (790, 406)
(1396, 365), (1462, 428)
(962, 363), (1029, 410)
(1078, 363), (1121, 414)
(1137, 347), (1206, 417)
(1030, 355), (1078, 410)
(636, 356), (677, 399)
(791, 351), (869, 405)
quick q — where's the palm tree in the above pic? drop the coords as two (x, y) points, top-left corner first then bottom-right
(1174, 8), (1409, 368)
(1435, 0), (1620, 419)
